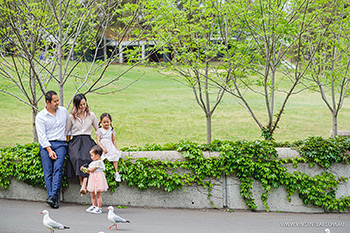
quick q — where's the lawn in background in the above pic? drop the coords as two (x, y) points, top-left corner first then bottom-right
(1, 63), (350, 147)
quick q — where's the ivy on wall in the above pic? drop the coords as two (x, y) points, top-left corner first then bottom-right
(1, 136), (350, 212)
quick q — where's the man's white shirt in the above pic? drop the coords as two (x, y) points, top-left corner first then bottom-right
(36, 106), (69, 148)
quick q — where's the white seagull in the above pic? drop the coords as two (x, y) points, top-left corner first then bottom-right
(106, 206), (130, 230)
(40, 210), (70, 233)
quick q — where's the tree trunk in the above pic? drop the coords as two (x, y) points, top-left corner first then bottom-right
(205, 62), (211, 144)
(206, 114), (212, 144)
(58, 2), (64, 106)
(332, 112), (338, 137)
(104, 33), (107, 61)
(32, 107), (39, 143)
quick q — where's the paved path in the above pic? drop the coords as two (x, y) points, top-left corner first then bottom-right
(0, 198), (349, 233)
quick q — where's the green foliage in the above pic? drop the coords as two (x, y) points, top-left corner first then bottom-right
(0, 145), (18, 189)
(261, 128), (274, 141)
(122, 157), (184, 192)
(12, 143), (46, 187)
(1, 137), (350, 212)
(104, 160), (120, 192)
(293, 136), (350, 168)
(0, 143), (68, 190)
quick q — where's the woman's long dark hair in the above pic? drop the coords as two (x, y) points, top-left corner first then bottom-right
(70, 93), (90, 119)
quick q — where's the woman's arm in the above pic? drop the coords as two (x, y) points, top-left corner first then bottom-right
(65, 115), (72, 142)
(91, 112), (99, 132)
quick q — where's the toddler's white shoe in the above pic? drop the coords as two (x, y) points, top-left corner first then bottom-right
(91, 207), (102, 214)
(86, 205), (96, 213)
(114, 172), (121, 182)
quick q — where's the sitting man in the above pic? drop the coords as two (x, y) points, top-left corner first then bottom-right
(35, 90), (68, 208)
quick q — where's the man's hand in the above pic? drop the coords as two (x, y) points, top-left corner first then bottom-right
(46, 147), (57, 160)
(49, 151), (57, 160)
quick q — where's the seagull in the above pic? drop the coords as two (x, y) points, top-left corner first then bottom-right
(324, 229), (330, 233)
(106, 206), (130, 230)
(40, 210), (70, 233)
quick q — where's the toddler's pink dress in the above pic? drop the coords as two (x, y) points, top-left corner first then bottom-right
(87, 160), (108, 194)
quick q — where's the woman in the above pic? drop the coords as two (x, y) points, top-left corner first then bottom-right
(65, 93), (99, 195)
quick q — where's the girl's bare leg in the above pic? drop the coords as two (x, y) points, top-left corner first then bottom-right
(112, 161), (119, 173)
(96, 192), (102, 208)
(90, 192), (97, 207)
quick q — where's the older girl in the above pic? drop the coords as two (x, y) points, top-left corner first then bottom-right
(96, 113), (122, 182)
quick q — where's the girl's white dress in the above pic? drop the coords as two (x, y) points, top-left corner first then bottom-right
(87, 160), (108, 194)
(96, 127), (122, 162)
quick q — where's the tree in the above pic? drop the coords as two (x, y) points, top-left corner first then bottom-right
(0, 0), (164, 142)
(142, 0), (234, 144)
(305, 1), (350, 136)
(0, 0), (54, 141)
(211, 0), (332, 140)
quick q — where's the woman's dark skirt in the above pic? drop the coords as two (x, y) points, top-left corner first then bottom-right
(65, 135), (96, 178)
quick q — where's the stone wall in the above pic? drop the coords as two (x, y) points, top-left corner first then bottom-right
(1, 149), (349, 212)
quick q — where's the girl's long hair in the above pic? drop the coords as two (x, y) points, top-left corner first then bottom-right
(70, 93), (90, 119)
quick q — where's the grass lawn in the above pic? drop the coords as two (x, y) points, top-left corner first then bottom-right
(1, 63), (350, 147)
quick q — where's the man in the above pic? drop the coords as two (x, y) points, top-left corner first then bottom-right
(36, 91), (68, 209)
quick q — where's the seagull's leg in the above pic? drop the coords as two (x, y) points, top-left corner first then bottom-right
(115, 224), (117, 230)
(109, 224), (115, 229)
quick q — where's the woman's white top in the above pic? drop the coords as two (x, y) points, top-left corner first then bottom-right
(65, 111), (99, 136)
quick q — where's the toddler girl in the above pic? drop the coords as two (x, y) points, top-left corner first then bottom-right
(80, 145), (108, 214)
(96, 113), (122, 182)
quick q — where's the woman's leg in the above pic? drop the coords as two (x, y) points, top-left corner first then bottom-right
(79, 176), (88, 194)
(79, 176), (83, 186)
(82, 177), (88, 190)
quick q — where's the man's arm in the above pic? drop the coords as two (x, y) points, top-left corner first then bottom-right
(35, 113), (51, 148)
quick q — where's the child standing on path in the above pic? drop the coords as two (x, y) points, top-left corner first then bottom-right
(96, 113), (122, 182)
(80, 145), (108, 214)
